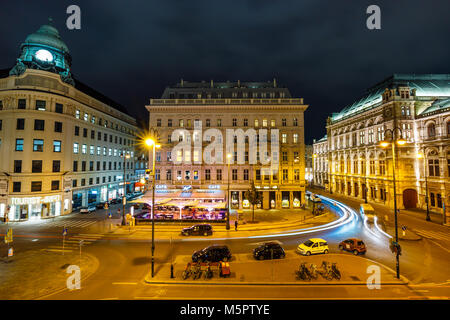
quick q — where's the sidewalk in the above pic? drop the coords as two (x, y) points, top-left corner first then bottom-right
(0, 249), (99, 300)
(144, 253), (408, 285)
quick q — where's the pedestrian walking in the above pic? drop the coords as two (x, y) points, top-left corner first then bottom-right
(234, 220), (238, 231)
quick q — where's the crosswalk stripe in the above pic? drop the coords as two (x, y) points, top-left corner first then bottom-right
(415, 230), (450, 241)
(77, 233), (103, 237)
(42, 249), (73, 253)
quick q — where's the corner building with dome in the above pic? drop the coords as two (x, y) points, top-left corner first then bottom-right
(0, 22), (138, 221)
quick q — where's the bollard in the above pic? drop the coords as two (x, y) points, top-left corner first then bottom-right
(170, 264), (174, 278)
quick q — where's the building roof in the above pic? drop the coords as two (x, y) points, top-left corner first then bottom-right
(419, 97), (450, 116)
(23, 24), (69, 53)
(0, 68), (130, 116)
(161, 79), (292, 99)
(331, 74), (450, 123)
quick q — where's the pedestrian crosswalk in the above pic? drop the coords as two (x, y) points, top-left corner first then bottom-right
(414, 229), (450, 242)
(40, 219), (98, 229)
(42, 233), (104, 253)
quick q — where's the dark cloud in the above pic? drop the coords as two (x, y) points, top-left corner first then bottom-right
(1, 0), (449, 143)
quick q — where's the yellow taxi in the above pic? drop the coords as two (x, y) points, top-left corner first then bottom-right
(296, 238), (329, 256)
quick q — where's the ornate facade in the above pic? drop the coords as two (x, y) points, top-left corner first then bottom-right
(146, 80), (308, 209)
(0, 23), (138, 221)
(325, 74), (450, 220)
(312, 135), (328, 188)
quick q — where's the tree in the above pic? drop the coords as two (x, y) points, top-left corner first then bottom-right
(244, 182), (263, 222)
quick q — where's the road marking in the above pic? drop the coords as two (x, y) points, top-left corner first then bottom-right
(414, 229), (450, 241)
(42, 248), (73, 253)
(112, 282), (138, 285)
(64, 240), (93, 244)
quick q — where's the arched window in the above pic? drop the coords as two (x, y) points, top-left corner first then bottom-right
(427, 123), (436, 138)
(447, 121), (450, 136)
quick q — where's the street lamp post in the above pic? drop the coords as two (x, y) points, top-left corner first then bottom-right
(380, 127), (406, 280)
(121, 153), (130, 226)
(145, 138), (160, 278)
(226, 153), (232, 230)
(417, 150), (431, 221)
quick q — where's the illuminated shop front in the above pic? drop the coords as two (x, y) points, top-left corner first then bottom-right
(8, 195), (62, 221)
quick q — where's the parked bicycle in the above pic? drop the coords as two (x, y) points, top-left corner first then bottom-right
(182, 262), (192, 280)
(331, 262), (341, 280)
(319, 261), (333, 280)
(309, 263), (319, 280)
(203, 264), (213, 279)
(296, 262), (312, 281)
(192, 263), (202, 279)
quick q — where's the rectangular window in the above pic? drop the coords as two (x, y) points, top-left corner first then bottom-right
(89, 161), (94, 171)
(32, 160), (42, 173)
(54, 121), (63, 133)
(205, 169), (211, 180)
(232, 169), (238, 181)
(18, 99), (26, 109)
(293, 133), (298, 143)
(51, 180), (60, 191)
(90, 145), (95, 155)
(232, 118), (237, 127)
(33, 139), (44, 152)
(82, 161), (86, 171)
(53, 140), (61, 152)
(73, 161), (78, 172)
(243, 169), (249, 180)
(262, 119), (268, 127)
(82, 144), (87, 154)
(83, 128), (87, 138)
(271, 120), (276, 127)
(73, 143), (79, 154)
(155, 169), (160, 180)
(157, 119), (161, 127)
(282, 133), (287, 144)
(14, 160), (22, 173)
(75, 109), (80, 119)
(294, 169), (300, 181)
(13, 182), (21, 192)
(216, 169), (222, 181)
(17, 118), (25, 130)
(166, 169), (172, 180)
(428, 159), (440, 176)
(282, 119), (286, 126)
(34, 119), (45, 131)
(36, 100), (46, 111)
(255, 169), (261, 180)
(55, 103), (63, 113)
(74, 126), (79, 136)
(217, 119), (221, 127)
(283, 169), (288, 181)
(293, 118), (298, 126)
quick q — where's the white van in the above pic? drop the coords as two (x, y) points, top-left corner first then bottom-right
(360, 203), (376, 221)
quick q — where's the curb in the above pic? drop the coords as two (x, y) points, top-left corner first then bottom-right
(143, 279), (407, 286)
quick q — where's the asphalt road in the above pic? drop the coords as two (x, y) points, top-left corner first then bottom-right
(1, 196), (449, 300)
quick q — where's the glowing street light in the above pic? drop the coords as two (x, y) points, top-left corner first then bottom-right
(226, 153), (232, 230)
(144, 136), (161, 277)
(379, 127), (406, 279)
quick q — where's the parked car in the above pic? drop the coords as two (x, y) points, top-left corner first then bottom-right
(182, 224), (213, 236)
(253, 242), (285, 260)
(296, 238), (329, 256)
(96, 202), (107, 209)
(339, 238), (367, 255)
(80, 205), (96, 214)
(192, 245), (232, 262)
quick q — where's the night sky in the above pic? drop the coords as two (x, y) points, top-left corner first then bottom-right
(1, 1), (449, 144)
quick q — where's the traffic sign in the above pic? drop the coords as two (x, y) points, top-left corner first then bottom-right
(63, 227), (68, 236)
(401, 226), (407, 231)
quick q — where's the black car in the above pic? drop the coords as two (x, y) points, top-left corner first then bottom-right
(253, 242), (285, 260)
(182, 224), (213, 236)
(192, 245), (231, 262)
(96, 202), (107, 209)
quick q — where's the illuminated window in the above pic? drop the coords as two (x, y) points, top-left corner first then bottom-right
(82, 144), (87, 154)
(73, 143), (79, 154)
(293, 133), (298, 143)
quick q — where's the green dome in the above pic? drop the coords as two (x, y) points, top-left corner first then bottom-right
(23, 24), (69, 53)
